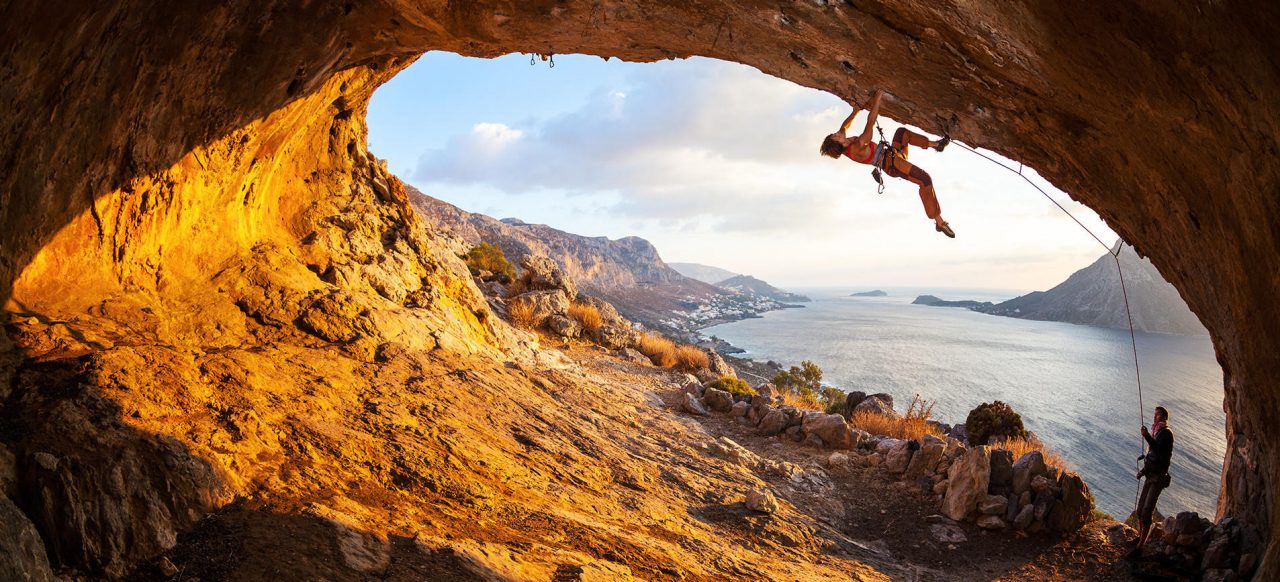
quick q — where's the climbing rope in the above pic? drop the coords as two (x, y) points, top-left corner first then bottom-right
(946, 136), (1149, 513)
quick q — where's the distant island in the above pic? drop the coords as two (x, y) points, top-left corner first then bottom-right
(912, 295), (994, 309)
(910, 242), (1207, 336)
(851, 290), (887, 297)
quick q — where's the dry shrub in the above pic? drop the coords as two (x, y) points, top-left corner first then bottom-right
(779, 389), (822, 411)
(637, 333), (678, 367)
(850, 394), (943, 440)
(568, 302), (604, 333)
(509, 300), (538, 329)
(993, 434), (1071, 473)
(674, 345), (710, 372)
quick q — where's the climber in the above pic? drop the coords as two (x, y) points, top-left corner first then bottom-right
(1131, 405), (1174, 558)
(819, 89), (955, 238)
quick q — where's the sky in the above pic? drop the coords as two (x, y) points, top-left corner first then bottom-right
(367, 52), (1118, 292)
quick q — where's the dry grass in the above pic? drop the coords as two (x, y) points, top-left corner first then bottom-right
(568, 302), (604, 333)
(637, 333), (678, 367)
(673, 345), (710, 372)
(851, 394), (943, 440)
(509, 300), (538, 329)
(778, 390), (822, 411)
(992, 434), (1071, 473)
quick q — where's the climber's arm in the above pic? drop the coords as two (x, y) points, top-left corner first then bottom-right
(858, 89), (884, 145)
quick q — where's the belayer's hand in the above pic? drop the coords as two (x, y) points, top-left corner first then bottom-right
(1136, 471), (1143, 480)
(1141, 425), (1150, 438)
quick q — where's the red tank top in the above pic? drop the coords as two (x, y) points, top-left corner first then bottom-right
(844, 142), (876, 165)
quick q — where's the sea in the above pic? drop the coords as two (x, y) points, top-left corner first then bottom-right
(703, 288), (1226, 520)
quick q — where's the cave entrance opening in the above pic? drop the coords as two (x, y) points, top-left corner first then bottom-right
(364, 51), (1226, 521)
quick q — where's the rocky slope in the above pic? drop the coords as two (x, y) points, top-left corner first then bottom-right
(979, 243), (1208, 336)
(410, 188), (791, 334)
(0, 1), (1277, 579)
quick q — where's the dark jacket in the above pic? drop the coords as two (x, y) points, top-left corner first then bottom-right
(1142, 426), (1174, 477)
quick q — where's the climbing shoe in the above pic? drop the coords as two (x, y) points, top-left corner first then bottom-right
(934, 135), (951, 152)
(936, 222), (956, 238)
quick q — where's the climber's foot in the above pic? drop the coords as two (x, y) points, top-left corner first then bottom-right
(934, 135), (951, 152)
(936, 221), (955, 238)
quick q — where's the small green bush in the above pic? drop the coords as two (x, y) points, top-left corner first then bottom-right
(772, 360), (823, 394)
(821, 387), (846, 415)
(463, 242), (515, 282)
(707, 376), (756, 397)
(964, 400), (1027, 446)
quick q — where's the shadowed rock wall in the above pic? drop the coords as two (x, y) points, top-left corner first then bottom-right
(1, 0), (1276, 576)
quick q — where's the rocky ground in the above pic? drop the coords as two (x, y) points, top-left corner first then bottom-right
(91, 344), (1135, 582)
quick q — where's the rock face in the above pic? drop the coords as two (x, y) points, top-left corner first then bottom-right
(0, 497), (55, 582)
(978, 242), (1207, 335)
(943, 446), (991, 521)
(1, 0), (1278, 578)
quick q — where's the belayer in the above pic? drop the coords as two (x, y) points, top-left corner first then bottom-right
(820, 89), (955, 238)
(1130, 405), (1174, 558)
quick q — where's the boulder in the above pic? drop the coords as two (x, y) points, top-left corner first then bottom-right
(748, 400), (771, 425)
(1033, 490), (1055, 521)
(932, 479), (950, 495)
(575, 294), (625, 326)
(801, 414), (854, 449)
(510, 290), (569, 325)
(746, 489), (778, 514)
(905, 440), (945, 479)
(875, 438), (905, 457)
(0, 497), (55, 582)
(865, 453), (883, 467)
(854, 394), (895, 416)
(757, 409), (789, 436)
(519, 255), (577, 298)
(843, 391), (867, 417)
(693, 367), (719, 384)
(730, 401), (750, 418)
(930, 522), (967, 543)
(1013, 504), (1035, 530)
(615, 347), (649, 364)
(827, 452), (850, 467)
(976, 515), (1006, 530)
(705, 350), (736, 378)
(1047, 472), (1094, 532)
(1012, 450), (1046, 495)
(989, 448), (1014, 494)
(885, 440), (916, 475)
(0, 444), (15, 498)
(702, 387), (734, 413)
(949, 423), (968, 443)
(803, 433), (824, 448)
(544, 314), (581, 337)
(1030, 474), (1053, 494)
(680, 393), (709, 416)
(979, 495), (1008, 515)
(755, 383), (775, 400)
(1004, 495), (1020, 522)
(594, 324), (639, 349)
(942, 446), (991, 521)
(783, 425), (804, 442)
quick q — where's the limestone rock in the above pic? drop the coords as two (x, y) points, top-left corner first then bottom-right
(680, 393), (709, 416)
(933, 479), (949, 495)
(746, 489), (778, 514)
(615, 347), (649, 364)
(0, 497), (55, 582)
(827, 452), (850, 468)
(942, 446), (991, 521)
(594, 324), (639, 349)
(989, 448), (1014, 495)
(1012, 451), (1046, 495)
(1047, 472), (1094, 532)
(702, 387), (734, 413)
(757, 409), (789, 437)
(979, 495), (1008, 516)
(705, 350), (736, 379)
(977, 515), (1006, 530)
(930, 522), (967, 543)
(519, 255), (577, 299)
(510, 290), (570, 327)
(885, 440), (916, 475)
(905, 440), (945, 479)
(854, 394), (895, 416)
(545, 314), (581, 338)
(801, 413), (854, 449)
(1013, 504), (1035, 530)
(1030, 474), (1053, 494)
(730, 401), (750, 418)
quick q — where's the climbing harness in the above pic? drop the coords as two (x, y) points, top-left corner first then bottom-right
(942, 127), (1149, 513)
(852, 95), (898, 195)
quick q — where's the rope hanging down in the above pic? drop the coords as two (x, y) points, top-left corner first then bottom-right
(947, 137), (1148, 510)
